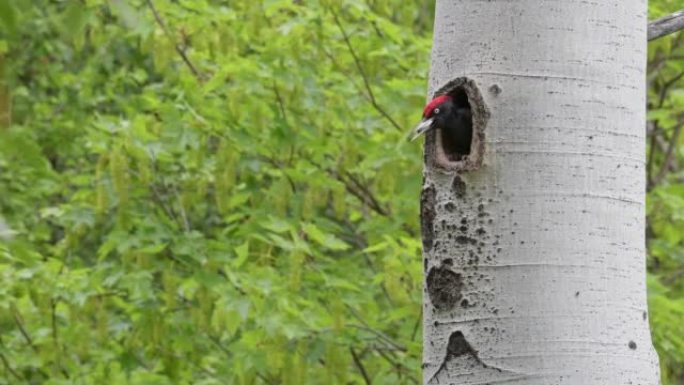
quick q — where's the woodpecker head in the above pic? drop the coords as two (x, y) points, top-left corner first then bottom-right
(409, 95), (455, 141)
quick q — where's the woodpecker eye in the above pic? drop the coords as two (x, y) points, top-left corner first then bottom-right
(434, 108), (441, 115)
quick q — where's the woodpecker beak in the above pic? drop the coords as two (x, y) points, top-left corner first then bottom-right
(409, 117), (434, 141)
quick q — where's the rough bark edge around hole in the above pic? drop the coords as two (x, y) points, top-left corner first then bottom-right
(424, 78), (489, 173)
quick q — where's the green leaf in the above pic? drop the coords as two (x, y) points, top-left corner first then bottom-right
(233, 241), (249, 267)
(303, 223), (350, 251)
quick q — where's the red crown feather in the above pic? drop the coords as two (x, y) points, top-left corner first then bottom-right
(423, 95), (452, 118)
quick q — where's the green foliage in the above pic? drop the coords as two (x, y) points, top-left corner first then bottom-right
(0, 1), (431, 384)
(0, 0), (681, 384)
(647, 4), (684, 381)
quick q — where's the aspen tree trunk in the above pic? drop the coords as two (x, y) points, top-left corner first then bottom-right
(421, 1), (661, 384)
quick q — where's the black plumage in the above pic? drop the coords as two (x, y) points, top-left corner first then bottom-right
(411, 92), (473, 159)
(429, 95), (472, 158)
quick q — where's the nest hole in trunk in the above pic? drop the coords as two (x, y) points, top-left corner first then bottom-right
(426, 78), (489, 172)
(441, 87), (472, 161)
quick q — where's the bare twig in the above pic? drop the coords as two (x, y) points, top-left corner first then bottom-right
(649, 9), (684, 41)
(350, 348), (372, 385)
(0, 334), (50, 380)
(350, 324), (406, 351)
(657, 70), (684, 108)
(655, 134), (671, 155)
(172, 185), (191, 232)
(648, 100), (684, 189)
(145, 0), (202, 79)
(207, 334), (234, 357)
(346, 306), (406, 352)
(306, 157), (389, 217)
(647, 123), (659, 188)
(329, 8), (403, 132)
(342, 171), (389, 216)
(664, 266), (684, 285)
(12, 310), (38, 353)
(50, 298), (70, 379)
(0, 352), (22, 382)
(340, 175), (387, 216)
(411, 308), (422, 342)
(653, 122), (683, 186)
(272, 81), (289, 125)
(144, 158), (187, 230)
(648, 33), (683, 84)
(322, 48), (376, 101)
(149, 182), (181, 225)
(217, 268), (248, 295)
(372, 346), (420, 384)
(261, 155), (297, 194)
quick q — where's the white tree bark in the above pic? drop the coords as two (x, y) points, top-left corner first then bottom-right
(421, 1), (661, 384)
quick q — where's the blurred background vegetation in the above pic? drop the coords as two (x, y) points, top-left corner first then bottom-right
(0, 0), (682, 384)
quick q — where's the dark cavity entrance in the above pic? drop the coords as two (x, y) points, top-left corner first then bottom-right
(425, 78), (488, 172)
(440, 87), (473, 162)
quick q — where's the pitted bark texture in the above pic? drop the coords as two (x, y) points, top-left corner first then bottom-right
(421, 184), (437, 253)
(422, 0), (660, 384)
(426, 266), (463, 311)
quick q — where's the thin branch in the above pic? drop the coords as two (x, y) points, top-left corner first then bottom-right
(648, 99), (684, 189)
(411, 308), (422, 342)
(0, 352), (22, 382)
(348, 323), (406, 352)
(359, 249), (395, 305)
(150, 182), (182, 226)
(342, 171), (389, 216)
(646, 131), (676, 188)
(262, 155), (297, 194)
(654, 134), (672, 163)
(306, 157), (389, 217)
(217, 267), (248, 295)
(350, 348), (372, 385)
(649, 9), (684, 41)
(372, 346), (419, 384)
(322, 47), (375, 101)
(653, 122), (683, 186)
(50, 298), (70, 379)
(648, 33), (683, 81)
(7, 313), (51, 380)
(145, 0), (202, 79)
(144, 157), (186, 230)
(12, 310), (38, 353)
(647, 123), (659, 188)
(207, 334), (234, 358)
(346, 306), (406, 353)
(329, 8), (403, 132)
(272, 81), (289, 126)
(340, 174), (387, 216)
(664, 266), (684, 285)
(657, 70), (684, 108)
(172, 185), (191, 232)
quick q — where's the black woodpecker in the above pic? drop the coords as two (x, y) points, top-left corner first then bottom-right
(409, 94), (472, 157)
